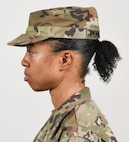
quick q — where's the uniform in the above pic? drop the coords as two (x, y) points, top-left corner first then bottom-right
(33, 87), (117, 142)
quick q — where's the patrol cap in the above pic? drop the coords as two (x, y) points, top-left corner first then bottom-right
(8, 6), (100, 46)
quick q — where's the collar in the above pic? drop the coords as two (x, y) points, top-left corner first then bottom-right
(51, 87), (91, 119)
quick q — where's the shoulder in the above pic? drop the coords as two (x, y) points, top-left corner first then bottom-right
(63, 100), (117, 141)
(75, 99), (107, 128)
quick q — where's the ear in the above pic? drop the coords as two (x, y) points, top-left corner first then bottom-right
(59, 51), (74, 71)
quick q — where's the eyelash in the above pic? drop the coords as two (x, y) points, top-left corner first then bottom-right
(27, 50), (33, 55)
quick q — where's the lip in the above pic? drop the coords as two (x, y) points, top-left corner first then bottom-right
(24, 72), (30, 81)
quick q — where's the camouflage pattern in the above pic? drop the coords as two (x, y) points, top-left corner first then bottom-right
(8, 6), (100, 46)
(33, 87), (117, 142)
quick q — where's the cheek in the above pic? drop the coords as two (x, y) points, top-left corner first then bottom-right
(30, 57), (55, 77)
(28, 58), (61, 91)
(29, 65), (58, 90)
(30, 52), (60, 78)
(31, 54), (48, 69)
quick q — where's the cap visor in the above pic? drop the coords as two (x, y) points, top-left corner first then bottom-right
(7, 34), (47, 46)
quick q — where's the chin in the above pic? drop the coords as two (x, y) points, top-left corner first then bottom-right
(31, 86), (49, 92)
(28, 82), (51, 92)
(31, 88), (48, 92)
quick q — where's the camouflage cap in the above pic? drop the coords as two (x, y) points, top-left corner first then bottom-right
(8, 6), (100, 46)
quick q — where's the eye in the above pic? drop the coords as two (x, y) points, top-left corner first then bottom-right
(27, 44), (35, 55)
(27, 49), (33, 55)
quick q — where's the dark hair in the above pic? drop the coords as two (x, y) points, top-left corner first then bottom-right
(46, 38), (121, 83)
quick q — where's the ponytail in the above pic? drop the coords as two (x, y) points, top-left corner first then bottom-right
(93, 40), (121, 82)
(46, 38), (121, 83)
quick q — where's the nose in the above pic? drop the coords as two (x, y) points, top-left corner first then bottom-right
(21, 52), (30, 67)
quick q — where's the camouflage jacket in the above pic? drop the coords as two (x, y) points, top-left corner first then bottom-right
(33, 87), (117, 142)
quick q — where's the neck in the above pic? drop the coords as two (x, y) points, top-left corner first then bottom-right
(49, 78), (85, 109)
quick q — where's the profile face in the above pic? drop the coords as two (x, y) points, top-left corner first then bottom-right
(21, 41), (62, 91)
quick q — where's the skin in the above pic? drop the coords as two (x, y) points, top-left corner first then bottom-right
(21, 40), (85, 109)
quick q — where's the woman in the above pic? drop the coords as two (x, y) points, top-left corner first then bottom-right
(8, 6), (120, 142)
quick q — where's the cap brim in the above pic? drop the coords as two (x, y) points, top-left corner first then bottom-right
(7, 34), (47, 46)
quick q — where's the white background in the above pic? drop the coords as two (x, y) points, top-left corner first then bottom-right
(0, 0), (129, 142)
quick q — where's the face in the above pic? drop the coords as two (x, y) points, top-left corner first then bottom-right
(21, 41), (62, 91)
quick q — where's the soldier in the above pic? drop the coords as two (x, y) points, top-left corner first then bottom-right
(8, 6), (121, 142)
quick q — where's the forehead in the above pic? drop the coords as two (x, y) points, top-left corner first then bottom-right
(27, 41), (50, 50)
(27, 41), (57, 56)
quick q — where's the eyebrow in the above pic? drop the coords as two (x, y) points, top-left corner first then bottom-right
(27, 44), (35, 49)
